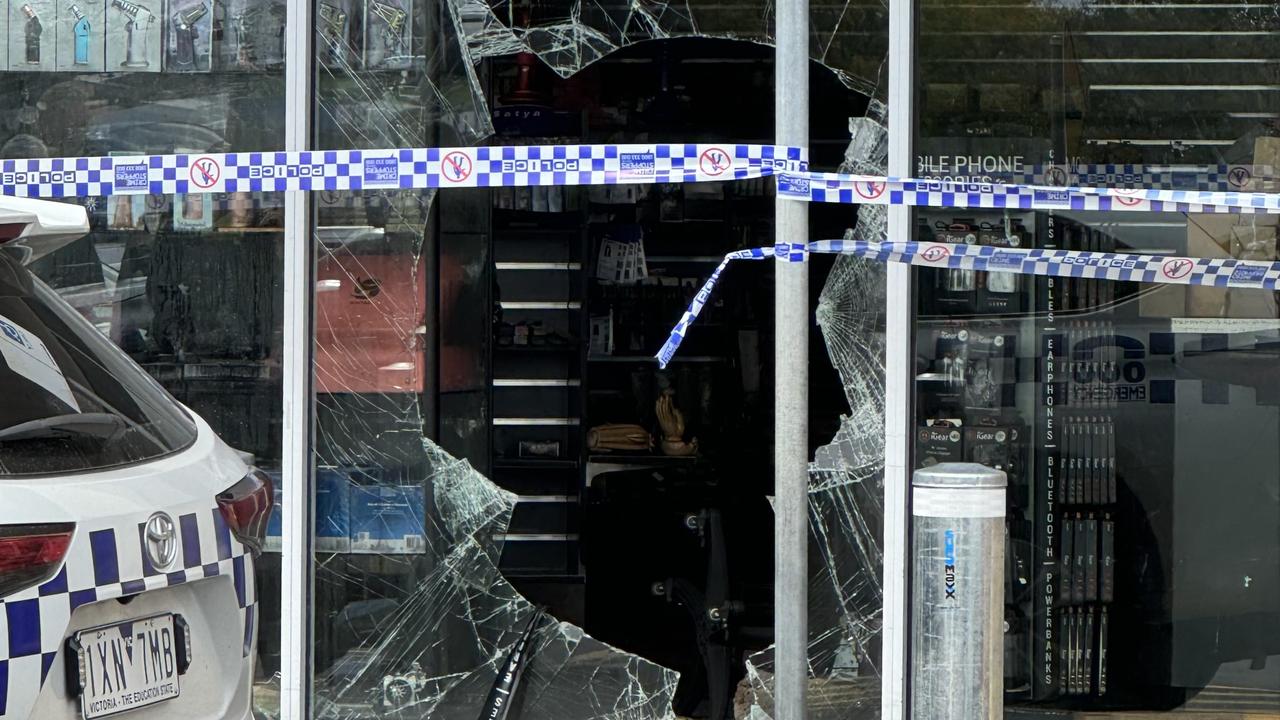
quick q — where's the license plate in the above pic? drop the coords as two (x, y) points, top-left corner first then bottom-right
(72, 614), (183, 719)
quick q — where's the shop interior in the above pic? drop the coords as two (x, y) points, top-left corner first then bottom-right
(437, 39), (868, 718)
(914, 2), (1280, 711)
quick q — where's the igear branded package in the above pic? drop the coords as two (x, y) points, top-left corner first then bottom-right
(8, 0), (54, 72)
(916, 423), (963, 467)
(106, 0), (162, 70)
(57, 0), (105, 70)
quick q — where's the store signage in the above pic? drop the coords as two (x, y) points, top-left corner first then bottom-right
(917, 154), (1026, 182)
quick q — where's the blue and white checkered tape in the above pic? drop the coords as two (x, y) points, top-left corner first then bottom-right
(656, 240), (1280, 367)
(0, 144), (807, 198)
(974, 164), (1279, 192)
(0, 506), (256, 718)
(777, 171), (1280, 214)
(12, 144), (1280, 216)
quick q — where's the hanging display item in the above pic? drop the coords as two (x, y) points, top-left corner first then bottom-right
(167, 0), (211, 71)
(106, 0), (160, 70)
(8, 0), (53, 71)
(58, 1), (106, 71)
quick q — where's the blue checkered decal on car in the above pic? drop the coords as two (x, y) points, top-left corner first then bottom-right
(0, 506), (256, 719)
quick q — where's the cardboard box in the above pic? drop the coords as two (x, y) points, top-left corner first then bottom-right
(165, 0), (212, 71)
(349, 481), (426, 554)
(8, 0), (56, 72)
(1184, 214), (1280, 319)
(58, 0), (105, 70)
(363, 0), (410, 70)
(1183, 214), (1233, 318)
(105, 0), (161, 71)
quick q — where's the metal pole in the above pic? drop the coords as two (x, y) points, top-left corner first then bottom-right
(281, 0), (315, 716)
(775, 0), (809, 714)
(883, 0), (916, 714)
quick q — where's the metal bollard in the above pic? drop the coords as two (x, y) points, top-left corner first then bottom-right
(911, 462), (1007, 720)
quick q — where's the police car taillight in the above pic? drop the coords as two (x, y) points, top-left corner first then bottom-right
(217, 470), (273, 556)
(0, 223), (26, 242)
(0, 523), (75, 597)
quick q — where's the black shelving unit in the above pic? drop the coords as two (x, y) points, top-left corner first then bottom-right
(486, 117), (592, 591)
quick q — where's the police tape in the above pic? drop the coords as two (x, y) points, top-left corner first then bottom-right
(9, 142), (1280, 214)
(655, 239), (1280, 367)
(918, 163), (1280, 193)
(0, 144), (807, 198)
(779, 171), (1280, 214)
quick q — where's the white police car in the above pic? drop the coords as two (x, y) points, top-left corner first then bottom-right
(0, 197), (269, 719)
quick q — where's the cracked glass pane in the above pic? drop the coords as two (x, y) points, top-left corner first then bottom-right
(461, 0), (887, 99)
(306, 216), (681, 719)
(739, 104), (887, 720)
(302, 0), (888, 714)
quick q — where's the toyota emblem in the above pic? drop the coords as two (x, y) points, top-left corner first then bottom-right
(145, 512), (179, 570)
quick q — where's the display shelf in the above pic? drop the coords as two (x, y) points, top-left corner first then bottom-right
(495, 342), (580, 352)
(493, 458), (580, 470)
(587, 453), (698, 465)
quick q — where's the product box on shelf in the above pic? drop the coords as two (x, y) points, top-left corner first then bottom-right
(58, 0), (105, 71)
(930, 218), (980, 313)
(363, 0), (409, 70)
(213, 0), (285, 70)
(316, 467), (353, 552)
(915, 421), (963, 468)
(173, 192), (214, 230)
(976, 220), (1029, 314)
(264, 467), (353, 553)
(349, 478), (426, 554)
(166, 0), (212, 71)
(8, 0), (55, 72)
(963, 327), (1017, 418)
(265, 471), (282, 551)
(105, 0), (162, 71)
(917, 326), (969, 416)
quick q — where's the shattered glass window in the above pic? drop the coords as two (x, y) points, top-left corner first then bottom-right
(299, 0), (888, 716)
(739, 103), (888, 720)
